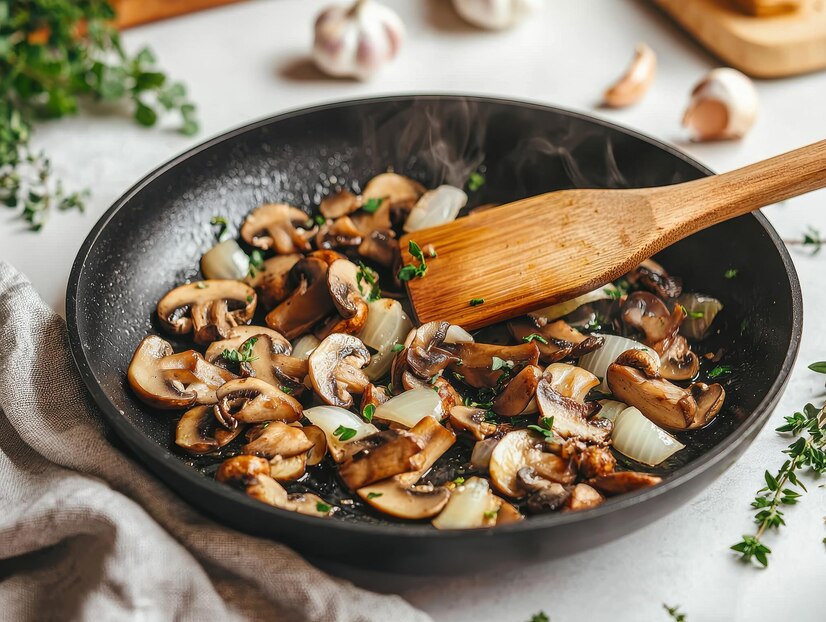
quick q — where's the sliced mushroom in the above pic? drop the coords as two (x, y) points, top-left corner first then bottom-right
(269, 454), (307, 481)
(243, 421), (313, 458)
(536, 366), (610, 444)
(244, 254), (302, 310)
(508, 318), (604, 364)
(492, 364), (542, 417)
(588, 471), (662, 495)
(448, 341), (540, 389)
(396, 415), (457, 487)
(362, 172), (426, 219)
(358, 228), (399, 268)
(266, 257), (336, 339)
(157, 280), (256, 345)
(517, 466), (571, 514)
(576, 445), (617, 479)
(236, 333), (308, 394)
(338, 429), (425, 490)
(175, 404), (241, 454)
(128, 335), (236, 409)
(361, 383), (391, 410)
(216, 455), (290, 506)
(216, 377), (303, 429)
(432, 476), (499, 530)
(320, 189), (361, 219)
(240, 203), (316, 253)
(204, 326), (289, 364)
(357, 479), (450, 519)
(284, 492), (334, 517)
(308, 333), (371, 408)
(564, 483), (604, 511)
(489, 429), (576, 498)
(319, 258), (369, 336)
(626, 258), (682, 299)
(400, 321), (460, 381)
(494, 499), (524, 525)
(302, 425), (328, 466)
(606, 349), (725, 431)
(449, 406), (497, 441)
(315, 215), (363, 250)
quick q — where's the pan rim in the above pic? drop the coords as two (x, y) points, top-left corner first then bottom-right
(66, 93), (803, 540)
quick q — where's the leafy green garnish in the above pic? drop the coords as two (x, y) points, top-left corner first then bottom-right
(527, 613), (550, 622)
(391, 343), (405, 353)
(467, 171), (486, 192)
(362, 404), (376, 423)
(211, 216), (228, 242)
(708, 365), (732, 379)
(333, 425), (357, 441)
(469, 298), (485, 306)
(366, 492), (383, 500)
(808, 361), (826, 374)
(222, 337), (258, 363)
(527, 416), (555, 439)
(279, 385), (293, 395)
(356, 261), (381, 302)
(663, 604), (686, 622)
(362, 197), (383, 213)
(196, 282), (208, 289)
(316, 501), (332, 513)
(452, 476), (466, 486)
(397, 239), (428, 281)
(522, 333), (549, 344)
(724, 268), (738, 279)
(491, 356), (512, 372)
(483, 508), (499, 520)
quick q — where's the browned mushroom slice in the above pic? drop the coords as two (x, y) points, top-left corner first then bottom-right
(399, 320), (459, 381)
(308, 333), (371, 408)
(622, 291), (675, 343)
(626, 258), (682, 299)
(338, 429), (425, 490)
(588, 471), (662, 495)
(357, 479), (450, 519)
(175, 405), (241, 454)
(269, 454), (307, 481)
(320, 189), (361, 219)
(448, 406), (497, 441)
(396, 415), (457, 487)
(361, 383), (391, 410)
(449, 341), (540, 388)
(205, 326), (289, 364)
(265, 257), (336, 339)
(517, 466), (572, 513)
(244, 254), (302, 310)
(489, 429), (576, 498)
(316, 216), (363, 250)
(656, 333), (700, 381)
(216, 455), (291, 505)
(362, 172), (426, 207)
(495, 499), (525, 525)
(358, 228), (399, 268)
(536, 366), (610, 444)
(564, 483), (604, 511)
(285, 492), (334, 516)
(492, 365), (542, 417)
(302, 425), (328, 466)
(243, 421), (313, 458)
(315, 258), (369, 337)
(240, 203), (316, 253)
(606, 349), (725, 431)
(157, 280), (256, 345)
(128, 335), (237, 409)
(576, 445), (617, 479)
(235, 333), (308, 394)
(216, 377), (303, 429)
(507, 318), (604, 364)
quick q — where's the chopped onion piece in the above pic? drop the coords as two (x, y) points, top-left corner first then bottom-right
(529, 285), (619, 323)
(403, 185), (468, 232)
(303, 406), (378, 460)
(444, 324), (474, 344)
(597, 399), (628, 422)
(470, 438), (500, 470)
(677, 293), (723, 341)
(432, 476), (497, 530)
(201, 239), (250, 280)
(292, 334), (320, 360)
(578, 334), (657, 392)
(374, 387), (441, 428)
(612, 407), (684, 466)
(357, 299), (413, 381)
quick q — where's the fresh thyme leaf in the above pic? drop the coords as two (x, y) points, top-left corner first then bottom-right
(222, 337), (258, 363)
(680, 305), (705, 320)
(249, 249), (264, 268)
(362, 197), (383, 213)
(785, 225), (824, 255)
(366, 492), (383, 499)
(708, 365), (733, 379)
(362, 404), (376, 423)
(246, 295), (253, 303)
(724, 268), (738, 279)
(316, 501), (332, 513)
(663, 604), (687, 622)
(356, 262), (381, 302)
(211, 216), (228, 241)
(467, 171), (486, 192)
(527, 612), (550, 622)
(279, 385), (293, 395)
(397, 265), (419, 281)
(397, 239), (429, 281)
(522, 333), (549, 345)
(452, 476), (465, 486)
(391, 343), (405, 353)
(809, 361), (826, 374)
(483, 508), (499, 520)
(333, 425), (357, 441)
(469, 298), (485, 306)
(409, 240), (424, 261)
(528, 416), (555, 439)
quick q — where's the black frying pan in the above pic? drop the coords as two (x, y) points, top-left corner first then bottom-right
(66, 95), (802, 574)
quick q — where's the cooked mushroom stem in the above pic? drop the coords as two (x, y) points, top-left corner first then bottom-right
(449, 406), (497, 441)
(266, 257), (336, 340)
(216, 377), (303, 429)
(240, 203), (317, 253)
(508, 318), (604, 364)
(536, 367), (610, 444)
(244, 254), (302, 310)
(588, 471), (662, 495)
(338, 429), (425, 490)
(492, 365), (542, 417)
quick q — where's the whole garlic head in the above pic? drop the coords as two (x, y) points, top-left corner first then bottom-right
(452, 0), (541, 30)
(313, 0), (404, 80)
(683, 68), (759, 141)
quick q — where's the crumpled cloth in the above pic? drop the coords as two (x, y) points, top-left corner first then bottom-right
(0, 262), (430, 622)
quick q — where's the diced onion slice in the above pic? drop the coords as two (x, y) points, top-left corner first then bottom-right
(374, 387), (441, 428)
(403, 185), (468, 232)
(303, 406), (378, 460)
(578, 334), (657, 392)
(292, 334), (320, 360)
(357, 299), (413, 381)
(677, 293), (723, 341)
(597, 399), (628, 422)
(444, 324), (474, 344)
(432, 476), (496, 530)
(470, 438), (500, 470)
(528, 284), (619, 323)
(201, 239), (250, 280)
(612, 406), (684, 466)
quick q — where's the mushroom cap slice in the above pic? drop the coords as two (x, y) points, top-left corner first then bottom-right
(622, 291), (674, 343)
(588, 471), (662, 496)
(320, 258), (369, 336)
(396, 415), (457, 487)
(265, 257), (336, 340)
(216, 377), (303, 429)
(128, 335), (236, 409)
(448, 406), (497, 441)
(240, 203), (316, 253)
(308, 333), (371, 408)
(243, 421), (313, 458)
(157, 280), (257, 345)
(494, 498), (524, 525)
(362, 173), (426, 209)
(626, 258), (682, 299)
(269, 454), (307, 481)
(302, 425), (328, 466)
(489, 429), (575, 498)
(403, 321), (459, 380)
(508, 318), (604, 364)
(284, 492), (334, 517)
(358, 229), (399, 268)
(244, 254), (302, 310)
(320, 189), (361, 219)
(449, 341), (540, 388)
(175, 405), (242, 454)
(338, 429), (426, 490)
(564, 483), (604, 511)
(492, 364), (543, 417)
(316, 215), (363, 250)
(237, 334), (306, 391)
(537, 366), (610, 444)
(205, 325), (289, 363)
(357, 478), (450, 520)
(216, 454), (271, 484)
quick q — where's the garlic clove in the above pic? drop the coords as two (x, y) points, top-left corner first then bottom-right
(452, 0), (541, 31)
(313, 0), (405, 81)
(682, 68), (759, 141)
(603, 43), (657, 108)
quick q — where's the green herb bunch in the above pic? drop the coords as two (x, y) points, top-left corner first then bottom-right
(0, 0), (197, 230)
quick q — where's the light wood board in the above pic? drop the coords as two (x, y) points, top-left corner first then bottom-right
(113, 0), (246, 29)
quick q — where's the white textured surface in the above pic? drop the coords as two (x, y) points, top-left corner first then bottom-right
(2, 1), (825, 620)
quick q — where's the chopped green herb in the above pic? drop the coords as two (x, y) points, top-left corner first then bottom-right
(724, 268), (738, 279)
(606, 284), (624, 299)
(249, 249), (264, 268)
(211, 216), (228, 241)
(222, 337), (258, 364)
(314, 214), (326, 226)
(522, 333), (549, 345)
(483, 410), (497, 423)
(527, 416), (555, 439)
(196, 282), (208, 289)
(356, 261), (382, 302)
(362, 197), (383, 213)
(708, 365), (733, 379)
(316, 501), (332, 513)
(362, 404), (376, 423)
(246, 294), (253, 303)
(397, 265), (420, 281)
(391, 343), (405, 353)
(469, 298), (485, 306)
(430, 374), (441, 385)
(527, 613), (550, 622)
(366, 492), (383, 500)
(279, 385), (293, 395)
(463, 396), (473, 407)
(397, 239), (428, 281)
(455, 358), (464, 367)
(452, 476), (466, 486)
(809, 362), (826, 374)
(467, 171), (486, 192)
(333, 425), (358, 441)
(491, 356), (511, 372)
(483, 508), (499, 520)
(663, 604), (686, 622)
(260, 422), (270, 429)
(452, 372), (465, 382)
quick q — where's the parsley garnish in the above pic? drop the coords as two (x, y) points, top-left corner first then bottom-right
(397, 240), (428, 281)
(333, 425), (357, 441)
(784, 225), (824, 255)
(663, 605), (686, 622)
(362, 197), (383, 213)
(483, 508), (499, 520)
(491, 356), (512, 372)
(452, 476), (466, 486)
(522, 333), (549, 345)
(708, 365), (732, 379)
(469, 298), (485, 306)
(246, 294), (253, 303)
(362, 404), (376, 423)
(279, 385), (293, 395)
(356, 262), (382, 302)
(222, 337), (258, 363)
(527, 613), (550, 622)
(527, 416), (555, 439)
(467, 171), (486, 192)
(316, 501), (332, 513)
(211, 216), (228, 242)
(366, 492), (383, 500)
(391, 343), (405, 353)
(724, 268), (738, 279)
(680, 305), (705, 319)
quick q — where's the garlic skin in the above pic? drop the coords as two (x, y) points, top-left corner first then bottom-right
(313, 0), (404, 80)
(682, 68), (759, 141)
(603, 43), (656, 108)
(452, 0), (541, 30)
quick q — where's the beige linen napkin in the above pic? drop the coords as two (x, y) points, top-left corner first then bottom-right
(0, 262), (430, 622)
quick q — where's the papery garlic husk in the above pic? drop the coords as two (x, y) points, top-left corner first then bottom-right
(682, 68), (758, 141)
(313, 0), (405, 80)
(603, 43), (656, 108)
(452, 0), (540, 30)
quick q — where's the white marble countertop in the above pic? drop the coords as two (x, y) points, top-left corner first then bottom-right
(3, 1), (825, 620)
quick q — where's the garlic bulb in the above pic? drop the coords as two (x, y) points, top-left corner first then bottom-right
(682, 68), (758, 141)
(452, 0), (541, 30)
(603, 43), (656, 108)
(313, 0), (405, 80)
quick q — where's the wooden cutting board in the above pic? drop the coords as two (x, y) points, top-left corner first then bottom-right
(113, 0), (246, 29)
(653, 0), (826, 78)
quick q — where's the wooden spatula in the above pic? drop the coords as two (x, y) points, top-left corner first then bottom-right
(400, 139), (826, 330)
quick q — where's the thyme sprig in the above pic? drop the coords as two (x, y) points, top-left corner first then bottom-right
(784, 225), (823, 255)
(731, 364), (826, 567)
